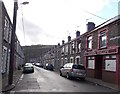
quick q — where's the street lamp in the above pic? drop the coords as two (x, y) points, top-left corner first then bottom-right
(8, 0), (29, 86)
(21, 1), (29, 5)
(20, 1), (29, 45)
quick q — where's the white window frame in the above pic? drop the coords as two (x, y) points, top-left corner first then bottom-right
(65, 45), (68, 55)
(61, 58), (64, 66)
(4, 16), (9, 42)
(100, 31), (107, 48)
(2, 46), (8, 74)
(88, 60), (95, 69)
(61, 46), (64, 54)
(78, 43), (81, 52)
(105, 60), (116, 72)
(9, 25), (12, 44)
(87, 36), (92, 49)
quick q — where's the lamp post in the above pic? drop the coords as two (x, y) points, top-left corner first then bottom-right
(8, 0), (18, 85)
(20, 1), (29, 45)
(8, 0), (29, 85)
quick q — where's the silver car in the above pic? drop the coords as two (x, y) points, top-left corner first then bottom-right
(59, 63), (86, 80)
(23, 63), (34, 73)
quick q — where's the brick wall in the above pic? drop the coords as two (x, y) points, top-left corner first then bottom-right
(0, 1), (2, 92)
(108, 20), (120, 47)
(81, 34), (86, 67)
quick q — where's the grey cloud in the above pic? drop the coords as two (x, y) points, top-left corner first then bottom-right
(17, 18), (54, 44)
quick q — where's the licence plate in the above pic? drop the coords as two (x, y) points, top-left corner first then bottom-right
(77, 73), (82, 75)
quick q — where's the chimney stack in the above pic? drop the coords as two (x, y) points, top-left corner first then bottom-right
(68, 36), (71, 42)
(87, 22), (95, 32)
(76, 31), (80, 38)
(58, 43), (60, 46)
(62, 40), (65, 45)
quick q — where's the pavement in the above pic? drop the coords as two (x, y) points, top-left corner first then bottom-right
(86, 77), (119, 91)
(2, 68), (120, 93)
(2, 69), (22, 92)
(54, 69), (120, 91)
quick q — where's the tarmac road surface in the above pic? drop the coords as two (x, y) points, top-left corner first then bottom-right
(8, 66), (119, 93)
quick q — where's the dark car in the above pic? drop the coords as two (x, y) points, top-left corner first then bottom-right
(45, 63), (54, 71)
(23, 63), (34, 73)
(59, 63), (86, 80)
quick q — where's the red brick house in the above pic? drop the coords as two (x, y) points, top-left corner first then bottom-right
(81, 15), (120, 88)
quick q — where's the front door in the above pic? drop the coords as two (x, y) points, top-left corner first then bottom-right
(95, 55), (103, 79)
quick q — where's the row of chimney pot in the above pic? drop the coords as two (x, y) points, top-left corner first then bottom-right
(60, 22), (95, 45)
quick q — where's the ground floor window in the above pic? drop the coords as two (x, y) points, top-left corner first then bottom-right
(104, 55), (116, 72)
(61, 58), (64, 66)
(70, 57), (74, 63)
(87, 56), (95, 69)
(65, 58), (68, 63)
(75, 56), (80, 64)
(7, 49), (10, 74)
(2, 46), (8, 74)
(52, 59), (54, 66)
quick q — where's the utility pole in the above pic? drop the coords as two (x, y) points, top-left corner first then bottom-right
(8, 0), (18, 85)
(8, 0), (29, 85)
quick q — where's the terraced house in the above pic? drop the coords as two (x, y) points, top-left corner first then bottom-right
(42, 15), (120, 89)
(81, 15), (120, 89)
(60, 31), (81, 66)
(0, 2), (24, 90)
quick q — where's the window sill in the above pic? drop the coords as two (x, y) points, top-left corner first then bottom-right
(87, 48), (93, 51)
(98, 46), (107, 50)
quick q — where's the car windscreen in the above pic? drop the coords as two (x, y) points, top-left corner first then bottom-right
(72, 65), (85, 70)
(25, 63), (33, 67)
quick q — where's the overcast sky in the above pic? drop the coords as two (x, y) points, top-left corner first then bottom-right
(3, 0), (120, 46)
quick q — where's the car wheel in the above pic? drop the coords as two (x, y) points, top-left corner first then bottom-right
(80, 78), (85, 81)
(66, 73), (70, 79)
(60, 71), (62, 76)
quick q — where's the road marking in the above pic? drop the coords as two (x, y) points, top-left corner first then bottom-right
(50, 88), (63, 92)
(34, 66), (51, 73)
(19, 74), (24, 80)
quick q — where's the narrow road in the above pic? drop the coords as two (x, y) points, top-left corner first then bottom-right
(10, 66), (118, 93)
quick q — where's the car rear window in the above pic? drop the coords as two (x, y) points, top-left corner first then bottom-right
(72, 65), (85, 70)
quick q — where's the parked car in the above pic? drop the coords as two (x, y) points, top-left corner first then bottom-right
(45, 63), (54, 71)
(23, 63), (34, 73)
(59, 63), (86, 80)
(35, 63), (43, 68)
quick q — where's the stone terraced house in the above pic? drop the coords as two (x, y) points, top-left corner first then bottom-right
(0, 1), (24, 90)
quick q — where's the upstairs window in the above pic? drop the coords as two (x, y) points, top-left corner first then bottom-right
(99, 31), (107, 48)
(8, 25), (12, 44)
(76, 40), (81, 53)
(4, 16), (9, 42)
(65, 45), (68, 55)
(61, 46), (64, 54)
(71, 42), (75, 54)
(78, 43), (81, 52)
(87, 36), (92, 49)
